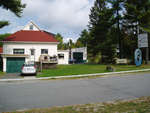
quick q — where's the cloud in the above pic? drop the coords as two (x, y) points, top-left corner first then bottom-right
(0, 8), (23, 33)
(0, 0), (94, 41)
(10, 25), (24, 33)
(22, 0), (94, 39)
(64, 37), (76, 43)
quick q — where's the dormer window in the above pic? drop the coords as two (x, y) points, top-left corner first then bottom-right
(29, 25), (33, 30)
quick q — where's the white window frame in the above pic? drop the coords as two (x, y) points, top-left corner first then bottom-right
(30, 49), (35, 56)
(41, 49), (48, 54)
(58, 53), (64, 59)
(29, 25), (33, 30)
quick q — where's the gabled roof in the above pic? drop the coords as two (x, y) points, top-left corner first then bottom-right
(3, 30), (59, 43)
(23, 21), (41, 31)
(43, 30), (56, 37)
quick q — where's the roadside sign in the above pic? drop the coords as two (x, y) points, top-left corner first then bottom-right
(138, 33), (148, 48)
(135, 49), (142, 66)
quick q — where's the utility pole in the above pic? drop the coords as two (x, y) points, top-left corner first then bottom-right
(146, 47), (149, 64)
(69, 39), (72, 64)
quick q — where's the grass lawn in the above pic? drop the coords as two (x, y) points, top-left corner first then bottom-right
(5, 96), (150, 113)
(0, 71), (4, 78)
(37, 64), (150, 77)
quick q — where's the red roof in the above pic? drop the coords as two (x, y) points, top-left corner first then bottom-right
(0, 47), (3, 54)
(3, 30), (59, 43)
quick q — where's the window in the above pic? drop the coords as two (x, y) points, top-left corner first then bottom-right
(30, 49), (35, 55)
(58, 54), (64, 59)
(29, 25), (33, 30)
(41, 49), (48, 54)
(13, 49), (24, 54)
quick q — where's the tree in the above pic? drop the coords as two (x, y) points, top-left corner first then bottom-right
(63, 43), (69, 50)
(77, 29), (89, 47)
(55, 33), (64, 50)
(0, 0), (26, 28)
(121, 30), (137, 60)
(0, 33), (11, 46)
(122, 0), (150, 62)
(68, 39), (75, 49)
(109, 0), (124, 58)
(124, 0), (150, 34)
(88, 0), (116, 63)
(75, 40), (83, 48)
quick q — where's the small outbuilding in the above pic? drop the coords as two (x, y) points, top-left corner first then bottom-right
(58, 50), (69, 64)
(69, 47), (87, 64)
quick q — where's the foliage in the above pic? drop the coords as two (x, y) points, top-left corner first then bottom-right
(0, 0), (26, 29)
(76, 29), (89, 47)
(88, 0), (117, 64)
(121, 29), (137, 60)
(124, 0), (150, 32)
(122, 0), (150, 60)
(55, 33), (64, 50)
(0, 33), (11, 46)
(0, 21), (9, 29)
(101, 30), (117, 64)
(55, 33), (78, 50)
(68, 39), (75, 49)
(75, 40), (83, 48)
(86, 0), (150, 64)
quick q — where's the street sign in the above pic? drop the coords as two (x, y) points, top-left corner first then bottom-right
(138, 33), (148, 48)
(135, 49), (142, 66)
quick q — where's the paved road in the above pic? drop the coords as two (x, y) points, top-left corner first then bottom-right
(0, 73), (150, 112)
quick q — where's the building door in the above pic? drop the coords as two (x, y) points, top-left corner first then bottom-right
(73, 52), (83, 63)
(6, 58), (25, 73)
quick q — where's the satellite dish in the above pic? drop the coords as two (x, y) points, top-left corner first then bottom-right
(135, 49), (142, 66)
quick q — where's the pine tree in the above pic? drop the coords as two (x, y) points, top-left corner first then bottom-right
(124, 0), (150, 34)
(122, 0), (150, 62)
(77, 29), (89, 47)
(109, 0), (124, 58)
(88, 0), (116, 63)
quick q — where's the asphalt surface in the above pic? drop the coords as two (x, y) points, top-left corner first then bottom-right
(0, 73), (150, 112)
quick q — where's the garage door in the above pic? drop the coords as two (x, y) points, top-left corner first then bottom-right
(6, 58), (25, 73)
(73, 52), (83, 63)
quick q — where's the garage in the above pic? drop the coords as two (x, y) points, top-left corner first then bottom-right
(6, 58), (25, 73)
(73, 52), (84, 63)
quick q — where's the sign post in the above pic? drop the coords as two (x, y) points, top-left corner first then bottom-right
(138, 33), (149, 64)
(138, 33), (148, 48)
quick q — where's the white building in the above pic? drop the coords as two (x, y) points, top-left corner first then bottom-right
(69, 47), (87, 63)
(58, 50), (69, 64)
(1, 21), (69, 73)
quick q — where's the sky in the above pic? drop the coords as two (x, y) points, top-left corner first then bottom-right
(0, 0), (94, 42)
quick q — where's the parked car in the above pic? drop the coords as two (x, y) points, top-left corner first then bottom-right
(21, 63), (37, 75)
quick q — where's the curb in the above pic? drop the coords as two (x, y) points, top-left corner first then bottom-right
(0, 69), (150, 82)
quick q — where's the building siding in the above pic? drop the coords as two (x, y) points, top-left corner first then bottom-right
(3, 42), (57, 62)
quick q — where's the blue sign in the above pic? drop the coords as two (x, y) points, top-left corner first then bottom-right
(135, 49), (142, 66)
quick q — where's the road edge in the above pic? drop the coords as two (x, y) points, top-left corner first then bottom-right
(0, 69), (150, 82)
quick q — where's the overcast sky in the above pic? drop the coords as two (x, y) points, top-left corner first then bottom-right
(0, 0), (94, 42)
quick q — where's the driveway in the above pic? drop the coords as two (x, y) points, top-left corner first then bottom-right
(0, 73), (22, 79)
(0, 73), (150, 112)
